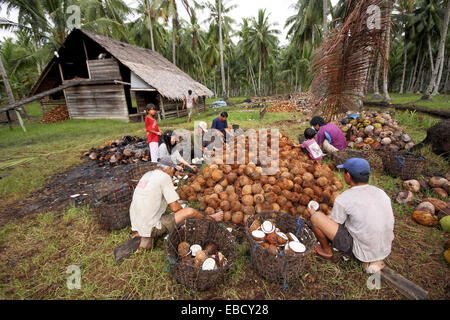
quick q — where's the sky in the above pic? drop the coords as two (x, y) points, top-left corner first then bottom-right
(0, 0), (339, 45)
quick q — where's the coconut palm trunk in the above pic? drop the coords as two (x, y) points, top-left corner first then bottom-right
(373, 53), (382, 99)
(399, 39), (407, 94)
(218, 0), (227, 100)
(323, 0), (328, 41)
(383, 0), (392, 102)
(424, 0), (450, 98)
(147, 0), (155, 51)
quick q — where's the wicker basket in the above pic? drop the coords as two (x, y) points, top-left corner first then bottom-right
(379, 151), (425, 180)
(328, 149), (383, 171)
(245, 211), (316, 285)
(127, 163), (157, 186)
(93, 187), (133, 231)
(165, 218), (237, 291)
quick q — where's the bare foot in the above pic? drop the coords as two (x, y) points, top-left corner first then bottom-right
(131, 231), (140, 239)
(313, 244), (333, 259)
(210, 211), (224, 222)
(139, 237), (154, 250)
(363, 261), (385, 274)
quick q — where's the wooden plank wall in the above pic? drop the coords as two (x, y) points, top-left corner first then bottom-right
(162, 96), (207, 120)
(65, 84), (129, 121)
(87, 59), (122, 81)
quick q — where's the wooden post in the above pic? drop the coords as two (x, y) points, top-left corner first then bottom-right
(159, 95), (166, 120)
(380, 267), (429, 300)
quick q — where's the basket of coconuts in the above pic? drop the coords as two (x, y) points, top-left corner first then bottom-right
(165, 218), (237, 291)
(245, 211), (316, 285)
(379, 151), (425, 180)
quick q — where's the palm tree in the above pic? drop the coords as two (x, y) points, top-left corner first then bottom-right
(423, 0), (450, 98)
(154, 0), (179, 64)
(245, 9), (280, 96)
(383, 0), (393, 102)
(323, 0), (328, 41)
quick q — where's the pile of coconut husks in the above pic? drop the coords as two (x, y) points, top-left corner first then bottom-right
(178, 131), (344, 225)
(340, 111), (415, 152)
(83, 136), (151, 167)
(40, 105), (70, 124)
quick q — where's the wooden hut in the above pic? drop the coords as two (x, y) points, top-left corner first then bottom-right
(30, 29), (213, 122)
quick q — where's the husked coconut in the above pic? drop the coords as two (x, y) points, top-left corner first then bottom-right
(429, 177), (448, 188)
(416, 202), (435, 214)
(403, 180), (421, 193)
(433, 188), (448, 198)
(232, 211), (244, 224)
(396, 191), (414, 204)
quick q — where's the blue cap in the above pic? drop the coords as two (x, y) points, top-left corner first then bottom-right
(337, 158), (370, 178)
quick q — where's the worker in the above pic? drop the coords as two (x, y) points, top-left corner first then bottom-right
(211, 112), (232, 141)
(182, 90), (197, 123)
(300, 128), (324, 161)
(158, 130), (198, 173)
(304, 158), (394, 274)
(310, 116), (347, 153)
(130, 157), (224, 251)
(145, 104), (162, 163)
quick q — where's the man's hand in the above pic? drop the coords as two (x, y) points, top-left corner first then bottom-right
(304, 207), (316, 220)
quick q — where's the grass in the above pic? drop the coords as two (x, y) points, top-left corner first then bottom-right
(0, 97), (449, 300)
(367, 93), (450, 110)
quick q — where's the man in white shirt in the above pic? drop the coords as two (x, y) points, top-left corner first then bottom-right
(130, 157), (223, 251)
(305, 158), (395, 274)
(182, 90), (197, 123)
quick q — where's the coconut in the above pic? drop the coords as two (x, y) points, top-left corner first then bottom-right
(251, 230), (266, 242)
(242, 195), (254, 206)
(265, 231), (278, 245)
(440, 216), (450, 233)
(190, 244), (202, 257)
(412, 210), (438, 226)
(396, 191), (414, 204)
(216, 252), (228, 267)
(220, 200), (231, 212)
(230, 201), (241, 212)
(224, 211), (232, 222)
(205, 207), (216, 216)
(211, 169), (224, 182)
(276, 232), (289, 246)
(423, 198), (448, 212)
(261, 221), (275, 234)
(403, 180), (421, 193)
(249, 220), (261, 232)
(214, 184), (224, 194)
(429, 177), (448, 188)
(202, 258), (217, 271)
(242, 185), (253, 196)
(416, 202), (435, 215)
(287, 232), (300, 242)
(251, 183), (263, 195)
(178, 242), (191, 257)
(227, 172), (238, 184)
(381, 137), (392, 145)
(285, 241), (306, 255)
(433, 188), (448, 198)
(232, 211), (244, 224)
(204, 243), (218, 256)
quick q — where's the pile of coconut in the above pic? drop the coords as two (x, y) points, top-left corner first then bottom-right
(177, 242), (228, 271)
(178, 132), (343, 224)
(340, 111), (414, 152)
(83, 136), (150, 166)
(397, 174), (450, 228)
(249, 219), (306, 256)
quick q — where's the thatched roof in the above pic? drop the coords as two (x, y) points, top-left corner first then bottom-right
(31, 29), (213, 100)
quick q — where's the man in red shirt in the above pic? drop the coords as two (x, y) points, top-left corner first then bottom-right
(145, 104), (162, 163)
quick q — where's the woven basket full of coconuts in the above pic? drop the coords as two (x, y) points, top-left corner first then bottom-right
(165, 218), (237, 291)
(245, 211), (316, 284)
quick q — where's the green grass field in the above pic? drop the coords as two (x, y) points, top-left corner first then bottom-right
(0, 96), (449, 300)
(367, 93), (450, 110)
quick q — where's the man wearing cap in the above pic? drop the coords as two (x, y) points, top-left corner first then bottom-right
(305, 158), (395, 274)
(130, 157), (224, 252)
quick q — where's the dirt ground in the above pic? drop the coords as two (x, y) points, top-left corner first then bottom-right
(0, 161), (131, 222)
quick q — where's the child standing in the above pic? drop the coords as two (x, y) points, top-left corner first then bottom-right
(301, 128), (324, 161)
(145, 104), (162, 163)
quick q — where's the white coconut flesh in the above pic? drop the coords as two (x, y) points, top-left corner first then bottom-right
(252, 230), (266, 241)
(288, 233), (300, 243)
(261, 221), (275, 234)
(202, 258), (217, 271)
(308, 201), (319, 211)
(190, 244), (202, 257)
(277, 232), (288, 241)
(288, 241), (306, 253)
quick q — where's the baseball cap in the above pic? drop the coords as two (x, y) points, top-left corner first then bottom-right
(337, 158), (370, 178)
(198, 121), (207, 133)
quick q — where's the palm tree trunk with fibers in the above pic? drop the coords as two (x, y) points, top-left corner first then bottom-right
(147, 0), (155, 51)
(0, 56), (26, 132)
(219, 0), (227, 100)
(172, 17), (177, 64)
(399, 38), (407, 94)
(383, 0), (392, 102)
(373, 53), (382, 99)
(424, 0), (450, 99)
(323, 0), (328, 41)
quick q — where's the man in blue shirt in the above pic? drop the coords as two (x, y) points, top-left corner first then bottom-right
(211, 112), (231, 137)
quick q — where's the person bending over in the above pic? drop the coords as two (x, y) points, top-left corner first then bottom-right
(300, 128), (323, 161)
(130, 157), (224, 251)
(304, 158), (394, 274)
(310, 116), (347, 153)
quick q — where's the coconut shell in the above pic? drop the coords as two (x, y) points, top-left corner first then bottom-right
(220, 200), (231, 212)
(242, 205), (256, 216)
(423, 198), (448, 212)
(429, 177), (448, 188)
(242, 194), (254, 206)
(433, 188), (448, 198)
(251, 183), (263, 195)
(230, 201), (242, 212)
(232, 211), (244, 224)
(194, 250), (208, 267)
(265, 232), (278, 245)
(178, 242), (191, 257)
(224, 211), (232, 222)
(227, 172), (238, 184)
(254, 194), (265, 204)
(242, 185), (253, 196)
